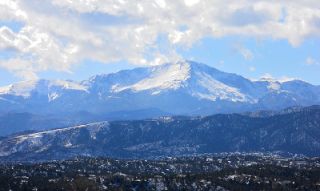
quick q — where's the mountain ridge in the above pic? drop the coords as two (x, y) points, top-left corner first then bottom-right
(1, 105), (319, 161)
(0, 60), (320, 116)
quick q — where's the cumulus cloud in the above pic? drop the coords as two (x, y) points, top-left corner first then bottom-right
(0, 0), (320, 79)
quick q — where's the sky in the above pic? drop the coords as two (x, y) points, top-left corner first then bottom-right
(0, 0), (320, 86)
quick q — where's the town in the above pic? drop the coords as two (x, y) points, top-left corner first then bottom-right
(1, 153), (319, 190)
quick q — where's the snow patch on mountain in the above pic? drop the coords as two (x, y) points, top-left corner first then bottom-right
(48, 92), (60, 102)
(111, 62), (190, 94)
(0, 80), (39, 97)
(191, 71), (249, 102)
(0, 121), (109, 157)
(15, 121), (109, 143)
(0, 79), (88, 98)
(267, 82), (281, 91)
(51, 80), (88, 91)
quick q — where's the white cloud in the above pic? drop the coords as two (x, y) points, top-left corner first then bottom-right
(305, 57), (319, 65)
(249, 66), (256, 72)
(0, 0), (27, 21)
(155, 0), (167, 8)
(0, 0), (319, 79)
(0, 58), (38, 80)
(234, 44), (254, 61)
(184, 0), (200, 7)
(259, 73), (298, 83)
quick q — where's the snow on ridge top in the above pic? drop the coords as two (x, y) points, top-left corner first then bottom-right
(109, 60), (253, 102)
(258, 77), (278, 82)
(256, 76), (299, 84)
(50, 80), (88, 92)
(0, 79), (88, 97)
(255, 77), (284, 91)
(15, 121), (109, 143)
(112, 61), (191, 93)
(0, 80), (39, 97)
(0, 85), (11, 95)
(191, 71), (251, 102)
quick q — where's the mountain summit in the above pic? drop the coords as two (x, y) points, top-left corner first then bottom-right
(0, 60), (319, 116)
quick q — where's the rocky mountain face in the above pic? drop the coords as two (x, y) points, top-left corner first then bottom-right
(0, 60), (319, 117)
(1, 105), (319, 161)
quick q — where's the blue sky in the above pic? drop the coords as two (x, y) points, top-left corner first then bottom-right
(179, 36), (320, 84)
(0, 0), (320, 86)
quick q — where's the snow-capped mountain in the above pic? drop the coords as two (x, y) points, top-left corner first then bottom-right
(0, 60), (319, 116)
(0, 79), (87, 99)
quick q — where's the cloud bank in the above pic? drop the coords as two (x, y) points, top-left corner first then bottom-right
(0, 0), (320, 79)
